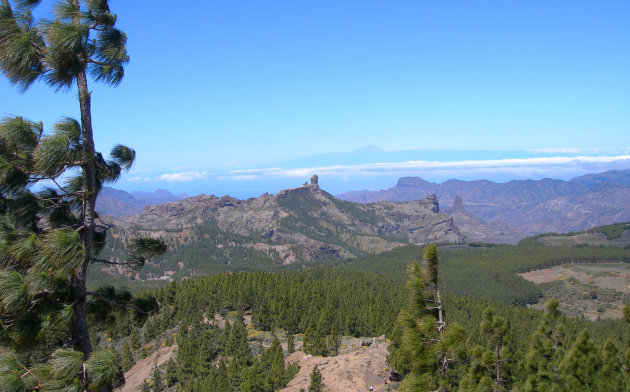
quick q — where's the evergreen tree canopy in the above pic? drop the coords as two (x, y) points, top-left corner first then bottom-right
(0, 0), (165, 390)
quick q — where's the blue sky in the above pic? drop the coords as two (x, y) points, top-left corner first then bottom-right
(1, 0), (629, 198)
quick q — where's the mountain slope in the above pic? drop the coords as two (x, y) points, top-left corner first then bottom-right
(99, 183), (462, 281)
(96, 186), (188, 217)
(444, 196), (526, 244)
(337, 170), (630, 235)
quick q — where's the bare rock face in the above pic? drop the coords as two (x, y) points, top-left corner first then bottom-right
(310, 174), (319, 186)
(117, 345), (177, 392)
(281, 336), (396, 392)
(445, 195), (526, 244)
(426, 194), (439, 213)
(452, 195), (465, 211)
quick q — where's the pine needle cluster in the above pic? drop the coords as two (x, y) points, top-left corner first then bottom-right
(0, 0), (165, 390)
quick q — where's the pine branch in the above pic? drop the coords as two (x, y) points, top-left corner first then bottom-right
(89, 257), (134, 267)
(21, 365), (42, 390)
(85, 291), (148, 314)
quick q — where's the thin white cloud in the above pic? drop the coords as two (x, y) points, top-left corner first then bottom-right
(529, 147), (630, 154)
(530, 147), (587, 154)
(160, 171), (208, 182)
(172, 164), (198, 171)
(232, 175), (259, 181)
(127, 176), (152, 182)
(228, 155), (630, 180)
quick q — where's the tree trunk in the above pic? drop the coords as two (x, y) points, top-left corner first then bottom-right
(71, 69), (97, 358)
(495, 343), (500, 385)
(436, 289), (444, 341)
(70, 265), (92, 356)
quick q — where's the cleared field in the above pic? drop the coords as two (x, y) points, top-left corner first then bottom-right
(520, 263), (630, 320)
(537, 230), (630, 247)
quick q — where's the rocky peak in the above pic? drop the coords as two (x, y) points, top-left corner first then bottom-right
(310, 174), (319, 187)
(425, 194), (439, 213)
(452, 195), (465, 211)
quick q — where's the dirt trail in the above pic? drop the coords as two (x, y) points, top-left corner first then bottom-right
(116, 344), (177, 392)
(280, 336), (397, 392)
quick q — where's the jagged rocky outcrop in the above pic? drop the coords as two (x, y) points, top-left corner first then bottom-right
(105, 181), (462, 277)
(445, 196), (526, 244)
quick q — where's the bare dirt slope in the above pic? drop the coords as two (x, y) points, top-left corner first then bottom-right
(116, 344), (177, 392)
(281, 336), (397, 392)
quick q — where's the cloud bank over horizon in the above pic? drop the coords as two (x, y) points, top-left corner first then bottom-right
(118, 150), (630, 198)
(226, 155), (630, 181)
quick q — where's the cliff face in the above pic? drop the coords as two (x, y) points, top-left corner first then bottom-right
(445, 196), (526, 245)
(104, 183), (461, 278)
(128, 183), (462, 254)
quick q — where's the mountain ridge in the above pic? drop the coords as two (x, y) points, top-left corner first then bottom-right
(96, 186), (189, 217)
(337, 169), (630, 235)
(99, 182), (462, 281)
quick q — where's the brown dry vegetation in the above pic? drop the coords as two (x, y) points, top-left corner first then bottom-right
(520, 263), (630, 320)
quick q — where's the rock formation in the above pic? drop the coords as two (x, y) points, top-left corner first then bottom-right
(336, 170), (630, 236)
(452, 195), (465, 211)
(104, 180), (463, 278)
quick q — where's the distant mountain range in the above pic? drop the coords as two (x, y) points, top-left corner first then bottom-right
(337, 169), (630, 236)
(96, 187), (189, 217)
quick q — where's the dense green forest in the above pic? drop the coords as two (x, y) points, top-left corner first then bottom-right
(101, 257), (629, 391)
(345, 244), (630, 305)
(103, 268), (405, 391)
(86, 239), (630, 390)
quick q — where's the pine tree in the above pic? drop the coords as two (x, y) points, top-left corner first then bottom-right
(327, 323), (341, 356)
(130, 328), (141, 350)
(520, 299), (566, 392)
(122, 341), (134, 372)
(559, 329), (602, 391)
(624, 305), (630, 391)
(394, 245), (465, 391)
(227, 316), (252, 364)
(165, 358), (178, 387)
(308, 365), (324, 392)
(152, 367), (164, 392)
(263, 338), (287, 390)
(287, 333), (295, 354)
(461, 308), (510, 391)
(0, 0), (165, 389)
(596, 339), (624, 391)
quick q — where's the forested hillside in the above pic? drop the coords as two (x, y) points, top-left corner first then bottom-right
(521, 221), (630, 247)
(102, 258), (630, 391)
(92, 182), (461, 286)
(344, 244), (630, 306)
